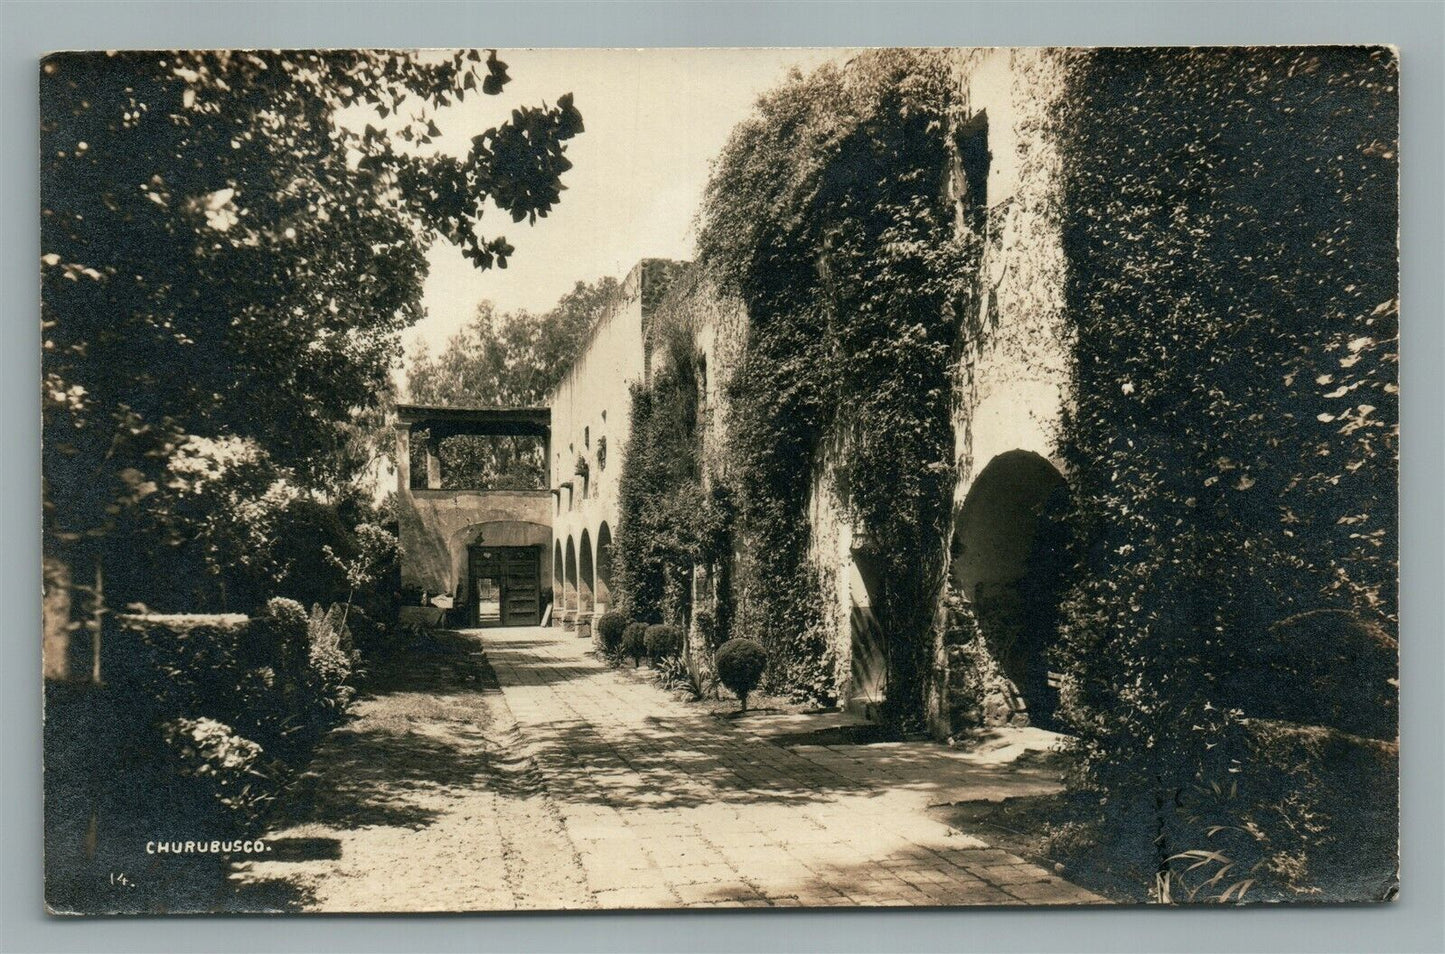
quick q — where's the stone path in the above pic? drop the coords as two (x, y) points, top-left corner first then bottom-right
(231, 626), (1102, 911)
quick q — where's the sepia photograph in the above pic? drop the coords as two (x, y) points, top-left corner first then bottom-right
(40, 44), (1399, 915)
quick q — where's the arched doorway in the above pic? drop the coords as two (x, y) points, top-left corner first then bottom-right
(553, 541), (564, 625)
(953, 450), (1069, 728)
(579, 529), (595, 631)
(460, 521), (547, 627)
(595, 523), (614, 616)
(564, 536), (578, 628)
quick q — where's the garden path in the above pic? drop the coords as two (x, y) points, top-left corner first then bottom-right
(229, 626), (1102, 910)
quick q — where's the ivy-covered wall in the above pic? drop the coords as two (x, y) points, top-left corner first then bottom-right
(573, 45), (1398, 898)
(607, 42), (1396, 750)
(689, 50), (981, 723)
(1047, 46), (1398, 899)
(617, 49), (1082, 734)
(935, 48), (1075, 736)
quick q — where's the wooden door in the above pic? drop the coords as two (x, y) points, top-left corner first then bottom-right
(500, 548), (540, 626)
(468, 546), (541, 627)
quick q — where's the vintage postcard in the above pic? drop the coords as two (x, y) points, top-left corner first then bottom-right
(42, 46), (1398, 914)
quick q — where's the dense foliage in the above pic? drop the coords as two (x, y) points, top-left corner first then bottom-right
(99, 598), (358, 821)
(44, 599), (364, 911)
(1050, 47), (1399, 900)
(613, 315), (719, 626)
(407, 278), (620, 487)
(697, 51), (976, 719)
(102, 432), (399, 615)
(42, 49), (581, 612)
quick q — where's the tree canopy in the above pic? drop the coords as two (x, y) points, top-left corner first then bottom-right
(405, 277), (620, 488)
(407, 276), (621, 407)
(42, 50), (582, 598)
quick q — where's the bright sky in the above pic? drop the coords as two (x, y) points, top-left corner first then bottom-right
(399, 48), (853, 367)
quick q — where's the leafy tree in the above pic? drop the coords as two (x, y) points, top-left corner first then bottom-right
(42, 50), (582, 609)
(405, 276), (621, 487)
(408, 277), (621, 406)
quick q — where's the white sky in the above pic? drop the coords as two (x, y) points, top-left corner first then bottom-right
(398, 48), (853, 367)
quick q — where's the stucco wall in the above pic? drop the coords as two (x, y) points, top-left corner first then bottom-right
(949, 48), (1072, 495)
(547, 259), (685, 633)
(395, 480), (552, 603)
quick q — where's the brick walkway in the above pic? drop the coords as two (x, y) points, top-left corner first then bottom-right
(231, 625), (1101, 911)
(482, 626), (1102, 909)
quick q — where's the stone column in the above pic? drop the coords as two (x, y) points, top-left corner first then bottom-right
(425, 438), (442, 489)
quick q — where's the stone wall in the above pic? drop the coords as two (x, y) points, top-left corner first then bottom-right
(394, 424), (552, 606)
(931, 48), (1074, 736)
(395, 483), (552, 603)
(544, 51), (1077, 737)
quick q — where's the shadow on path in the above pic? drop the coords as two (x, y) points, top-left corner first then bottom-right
(267, 632), (509, 834)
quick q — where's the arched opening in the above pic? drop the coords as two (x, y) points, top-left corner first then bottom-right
(579, 529), (595, 626)
(564, 536), (578, 628)
(460, 521), (547, 627)
(954, 450), (1069, 728)
(595, 522), (614, 616)
(553, 541), (564, 624)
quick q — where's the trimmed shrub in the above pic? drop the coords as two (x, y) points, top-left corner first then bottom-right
(621, 622), (648, 667)
(715, 638), (767, 711)
(106, 612), (254, 726)
(596, 611), (629, 655)
(644, 623), (684, 662)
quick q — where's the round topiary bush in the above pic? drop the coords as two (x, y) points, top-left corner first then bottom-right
(621, 622), (648, 667)
(596, 611), (629, 656)
(644, 623), (684, 663)
(715, 638), (768, 712)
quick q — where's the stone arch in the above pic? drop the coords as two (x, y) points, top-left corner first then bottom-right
(564, 536), (578, 628)
(595, 522), (614, 616)
(953, 450), (1069, 728)
(553, 540), (564, 622)
(579, 528), (595, 623)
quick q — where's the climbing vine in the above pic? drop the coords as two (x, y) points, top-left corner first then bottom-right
(1050, 47), (1399, 898)
(613, 314), (727, 627)
(698, 50), (978, 718)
